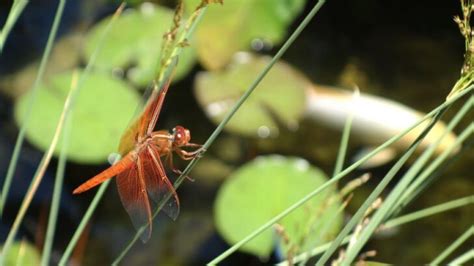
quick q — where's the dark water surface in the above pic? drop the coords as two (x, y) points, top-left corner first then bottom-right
(0, 0), (471, 265)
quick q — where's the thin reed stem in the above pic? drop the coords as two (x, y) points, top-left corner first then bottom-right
(431, 226), (474, 265)
(277, 195), (473, 265)
(0, 0), (29, 53)
(40, 72), (78, 266)
(0, 0), (65, 217)
(57, 4), (126, 264)
(1, 46), (76, 265)
(112, 1), (329, 264)
(0, 0), (66, 263)
(340, 103), (472, 265)
(333, 88), (358, 177)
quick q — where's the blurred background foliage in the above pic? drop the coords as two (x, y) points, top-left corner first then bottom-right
(0, 0), (471, 265)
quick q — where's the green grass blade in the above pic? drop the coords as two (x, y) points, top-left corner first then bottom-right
(1, 79), (79, 266)
(0, 0), (29, 53)
(340, 114), (473, 265)
(0, 0), (65, 217)
(297, 198), (351, 266)
(446, 247), (474, 265)
(56, 4), (126, 264)
(200, 0), (326, 154)
(317, 108), (447, 266)
(112, 1), (329, 264)
(59, 179), (112, 265)
(333, 88), (358, 177)
(384, 195), (473, 229)
(0, 53), (76, 266)
(0, 0), (66, 263)
(210, 87), (472, 265)
(112, 223), (142, 265)
(277, 195), (473, 265)
(431, 226), (474, 265)
(41, 76), (76, 265)
(390, 95), (473, 216)
(406, 143), (472, 207)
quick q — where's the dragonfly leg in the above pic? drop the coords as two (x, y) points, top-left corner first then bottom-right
(176, 145), (206, 160)
(166, 153), (194, 182)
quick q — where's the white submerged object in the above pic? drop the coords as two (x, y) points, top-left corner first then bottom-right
(305, 84), (458, 161)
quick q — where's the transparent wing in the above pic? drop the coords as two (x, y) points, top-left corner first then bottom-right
(118, 64), (176, 154)
(116, 156), (153, 243)
(143, 144), (180, 220)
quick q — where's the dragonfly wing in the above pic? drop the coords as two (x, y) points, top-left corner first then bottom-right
(116, 156), (153, 243)
(118, 63), (177, 154)
(143, 59), (178, 135)
(73, 152), (135, 194)
(143, 144), (180, 220)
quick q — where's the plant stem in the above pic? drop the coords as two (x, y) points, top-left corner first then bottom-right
(59, 180), (112, 265)
(431, 226), (474, 265)
(447, 248), (474, 265)
(40, 72), (77, 266)
(389, 95), (473, 217)
(57, 4), (126, 263)
(0, 0), (29, 53)
(0, 0), (64, 217)
(0, 0), (66, 263)
(339, 109), (472, 265)
(333, 88), (358, 177)
(277, 195), (473, 265)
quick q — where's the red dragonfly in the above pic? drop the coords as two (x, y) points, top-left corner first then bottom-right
(73, 72), (202, 242)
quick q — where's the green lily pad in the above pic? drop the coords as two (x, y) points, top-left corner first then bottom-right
(215, 155), (342, 258)
(1, 241), (40, 266)
(185, 0), (305, 69)
(194, 53), (308, 137)
(83, 4), (197, 86)
(14, 71), (140, 163)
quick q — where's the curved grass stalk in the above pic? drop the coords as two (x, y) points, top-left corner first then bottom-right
(155, 0), (209, 85)
(0, 0), (29, 53)
(389, 95), (473, 217)
(0, 0), (65, 217)
(446, 246), (474, 265)
(333, 88), (358, 177)
(277, 195), (473, 265)
(298, 196), (351, 266)
(294, 88), (356, 266)
(59, 180), (112, 265)
(40, 72), (78, 266)
(0, 0), (66, 263)
(53, 4), (128, 264)
(431, 225), (474, 265)
(112, 1), (329, 264)
(383, 195), (473, 229)
(317, 94), (472, 265)
(214, 87), (472, 265)
(317, 117), (440, 265)
(339, 109), (473, 265)
(0, 45), (77, 265)
(60, 2), (212, 264)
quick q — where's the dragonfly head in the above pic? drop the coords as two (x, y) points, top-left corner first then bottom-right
(172, 126), (191, 147)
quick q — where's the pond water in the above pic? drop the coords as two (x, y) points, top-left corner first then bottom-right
(0, 0), (471, 265)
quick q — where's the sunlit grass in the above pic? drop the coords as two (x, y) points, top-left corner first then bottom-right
(1, 0), (472, 265)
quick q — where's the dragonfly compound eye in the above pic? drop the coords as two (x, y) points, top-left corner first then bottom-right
(173, 126), (191, 146)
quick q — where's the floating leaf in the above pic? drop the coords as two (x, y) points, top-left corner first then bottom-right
(14, 71), (140, 163)
(83, 4), (197, 86)
(194, 53), (308, 137)
(1, 241), (40, 266)
(185, 0), (305, 69)
(214, 155), (342, 258)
